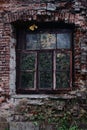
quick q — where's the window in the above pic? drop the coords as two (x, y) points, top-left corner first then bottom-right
(16, 23), (73, 94)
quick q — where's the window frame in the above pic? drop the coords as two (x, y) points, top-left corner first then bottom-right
(16, 24), (73, 94)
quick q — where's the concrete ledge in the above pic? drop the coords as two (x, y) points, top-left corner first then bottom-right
(11, 94), (76, 100)
(11, 94), (49, 99)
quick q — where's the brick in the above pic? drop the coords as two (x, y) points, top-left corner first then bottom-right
(0, 0), (86, 99)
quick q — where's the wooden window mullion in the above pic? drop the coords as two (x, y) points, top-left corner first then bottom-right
(53, 50), (56, 90)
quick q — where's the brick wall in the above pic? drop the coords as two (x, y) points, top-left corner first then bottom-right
(0, 0), (87, 93)
(0, 0), (87, 98)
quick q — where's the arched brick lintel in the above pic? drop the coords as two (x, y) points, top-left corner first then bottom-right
(4, 9), (86, 30)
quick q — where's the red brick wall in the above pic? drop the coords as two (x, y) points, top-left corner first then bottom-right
(0, 22), (10, 95)
(0, 0), (87, 96)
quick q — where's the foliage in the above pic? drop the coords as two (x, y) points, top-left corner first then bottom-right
(14, 98), (87, 130)
(57, 125), (79, 130)
(56, 113), (80, 130)
(5, 128), (9, 130)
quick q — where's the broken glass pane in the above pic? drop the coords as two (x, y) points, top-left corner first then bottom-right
(26, 34), (40, 50)
(40, 33), (56, 49)
(56, 53), (70, 70)
(21, 53), (36, 70)
(38, 71), (52, 89)
(57, 33), (71, 49)
(21, 72), (34, 88)
(39, 52), (52, 71)
(56, 71), (70, 88)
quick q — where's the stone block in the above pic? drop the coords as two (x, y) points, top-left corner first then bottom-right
(10, 122), (39, 130)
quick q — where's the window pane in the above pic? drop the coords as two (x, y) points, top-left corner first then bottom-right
(57, 33), (71, 49)
(21, 53), (36, 70)
(40, 33), (56, 49)
(56, 71), (70, 88)
(26, 34), (40, 50)
(38, 71), (52, 89)
(21, 72), (34, 88)
(56, 53), (70, 70)
(39, 52), (52, 71)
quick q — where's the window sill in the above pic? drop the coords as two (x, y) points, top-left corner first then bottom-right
(11, 93), (76, 100)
